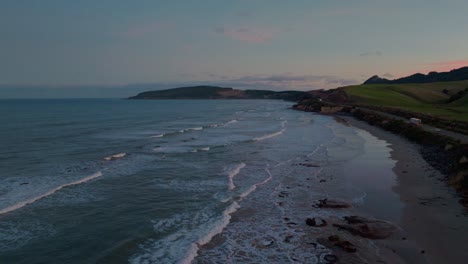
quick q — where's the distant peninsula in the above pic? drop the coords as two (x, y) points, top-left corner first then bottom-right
(128, 85), (312, 101)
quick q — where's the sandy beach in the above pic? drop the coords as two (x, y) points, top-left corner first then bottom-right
(343, 116), (468, 263)
(195, 115), (468, 264)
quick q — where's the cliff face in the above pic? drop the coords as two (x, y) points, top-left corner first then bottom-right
(364, 66), (468, 84)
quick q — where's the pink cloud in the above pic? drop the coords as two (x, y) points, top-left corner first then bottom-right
(399, 60), (468, 77)
(427, 60), (468, 72)
(215, 27), (278, 44)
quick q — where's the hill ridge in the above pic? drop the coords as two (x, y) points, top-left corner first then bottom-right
(364, 66), (468, 84)
(128, 85), (312, 101)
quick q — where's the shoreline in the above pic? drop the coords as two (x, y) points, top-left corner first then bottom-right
(339, 116), (468, 263)
(194, 113), (468, 264)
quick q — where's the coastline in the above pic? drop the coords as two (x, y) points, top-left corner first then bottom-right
(339, 116), (468, 263)
(194, 113), (468, 264)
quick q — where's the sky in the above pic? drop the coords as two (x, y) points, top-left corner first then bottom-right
(1, 0), (468, 98)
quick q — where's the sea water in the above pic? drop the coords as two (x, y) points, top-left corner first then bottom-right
(0, 99), (401, 263)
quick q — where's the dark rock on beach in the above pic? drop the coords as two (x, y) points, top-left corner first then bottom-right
(306, 217), (327, 227)
(333, 216), (397, 239)
(314, 199), (352, 209)
(318, 235), (357, 253)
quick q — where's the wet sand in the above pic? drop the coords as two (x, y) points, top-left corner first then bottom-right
(343, 116), (468, 264)
(194, 115), (468, 264)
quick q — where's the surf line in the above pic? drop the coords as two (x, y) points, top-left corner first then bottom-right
(0, 171), (103, 215)
(238, 167), (273, 200)
(227, 163), (246, 191)
(181, 201), (240, 264)
(253, 120), (288, 141)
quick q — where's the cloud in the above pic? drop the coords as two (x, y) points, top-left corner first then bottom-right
(214, 26), (278, 44)
(359, 51), (383, 57)
(382, 73), (394, 78)
(206, 73), (358, 90)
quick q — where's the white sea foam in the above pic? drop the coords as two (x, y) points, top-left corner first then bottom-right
(227, 163), (246, 191)
(103, 153), (126, 161)
(188, 127), (203, 131)
(180, 202), (240, 264)
(238, 185), (257, 199)
(150, 213), (190, 233)
(253, 120), (288, 141)
(273, 158), (294, 168)
(226, 119), (238, 125)
(153, 147), (164, 152)
(151, 134), (164, 138)
(307, 144), (323, 157)
(190, 147), (210, 153)
(0, 171), (103, 215)
(253, 128), (286, 141)
(238, 168), (273, 200)
(131, 202), (241, 264)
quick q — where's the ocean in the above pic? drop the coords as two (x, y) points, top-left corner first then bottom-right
(0, 99), (402, 263)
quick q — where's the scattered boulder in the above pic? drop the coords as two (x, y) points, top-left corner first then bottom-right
(314, 199), (351, 209)
(318, 235), (357, 253)
(306, 217), (327, 227)
(333, 216), (397, 239)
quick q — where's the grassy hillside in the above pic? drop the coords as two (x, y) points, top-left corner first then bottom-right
(342, 80), (468, 121)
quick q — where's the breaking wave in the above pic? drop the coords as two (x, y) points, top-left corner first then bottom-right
(0, 172), (103, 216)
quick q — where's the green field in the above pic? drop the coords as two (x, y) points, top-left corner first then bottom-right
(342, 80), (468, 121)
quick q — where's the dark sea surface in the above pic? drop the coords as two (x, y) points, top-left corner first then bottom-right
(0, 99), (402, 263)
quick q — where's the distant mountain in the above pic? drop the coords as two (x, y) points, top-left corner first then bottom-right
(363, 66), (468, 84)
(128, 85), (312, 101)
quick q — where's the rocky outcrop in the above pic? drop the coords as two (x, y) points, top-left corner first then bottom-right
(320, 106), (344, 114)
(313, 199), (352, 209)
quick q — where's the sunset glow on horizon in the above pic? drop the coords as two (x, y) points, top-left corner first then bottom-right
(1, 0), (468, 96)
